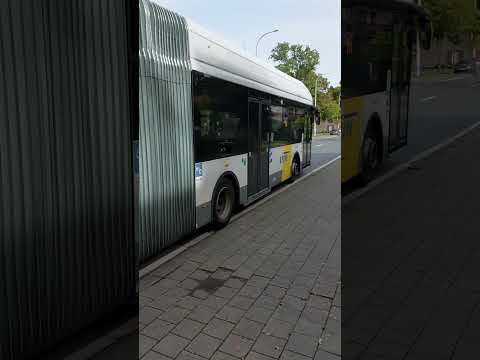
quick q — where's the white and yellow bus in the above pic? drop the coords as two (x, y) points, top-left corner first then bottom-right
(139, 0), (315, 259)
(341, 0), (431, 184)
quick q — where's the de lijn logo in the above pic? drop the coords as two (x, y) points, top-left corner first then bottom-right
(195, 163), (203, 178)
(241, 157), (247, 166)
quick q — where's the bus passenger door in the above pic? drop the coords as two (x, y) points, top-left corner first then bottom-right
(302, 113), (313, 168)
(389, 18), (411, 152)
(248, 100), (269, 197)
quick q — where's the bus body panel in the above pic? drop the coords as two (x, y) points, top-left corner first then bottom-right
(269, 143), (303, 187)
(341, 92), (388, 183)
(195, 154), (249, 228)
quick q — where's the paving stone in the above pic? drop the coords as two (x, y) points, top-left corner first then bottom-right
(212, 269), (233, 281)
(263, 319), (294, 339)
(192, 289), (210, 300)
(247, 276), (271, 289)
(229, 295), (256, 310)
(318, 320), (340, 355)
(177, 296), (202, 310)
(179, 261), (201, 273)
(139, 306), (163, 325)
(222, 255), (249, 270)
(224, 277), (246, 289)
(176, 350), (207, 360)
(190, 270), (212, 281)
(314, 349), (340, 360)
(232, 318), (264, 340)
(181, 278), (200, 290)
(141, 281), (174, 299)
(270, 277), (292, 289)
(246, 351), (278, 360)
(164, 287), (191, 299)
(149, 295), (181, 312)
(239, 285), (265, 299)
(252, 334), (287, 359)
(306, 296), (331, 311)
(281, 296), (306, 311)
(172, 318), (205, 340)
(153, 334), (190, 358)
(255, 295), (282, 310)
(159, 306), (191, 324)
(280, 350), (312, 360)
(142, 351), (173, 360)
(188, 305), (217, 324)
(286, 286), (311, 300)
(245, 306), (275, 324)
(294, 307), (329, 337)
(186, 333), (222, 358)
(140, 275), (161, 292)
(139, 335), (157, 358)
(211, 351), (239, 360)
(216, 306), (245, 324)
(203, 295), (229, 310)
(167, 269), (192, 282)
(264, 285), (287, 299)
(141, 319), (175, 340)
(215, 286), (238, 299)
(220, 334), (254, 358)
(286, 333), (318, 357)
(203, 318), (235, 340)
(232, 268), (254, 280)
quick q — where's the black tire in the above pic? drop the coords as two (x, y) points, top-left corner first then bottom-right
(358, 123), (381, 186)
(289, 157), (301, 183)
(212, 177), (235, 229)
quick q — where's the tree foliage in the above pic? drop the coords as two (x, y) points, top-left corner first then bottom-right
(270, 42), (340, 122)
(423, 0), (480, 43)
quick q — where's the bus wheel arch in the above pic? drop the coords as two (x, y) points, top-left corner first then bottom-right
(359, 114), (383, 184)
(211, 172), (239, 228)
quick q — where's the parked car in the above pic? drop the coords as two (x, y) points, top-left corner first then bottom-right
(453, 60), (473, 73)
(330, 129), (339, 135)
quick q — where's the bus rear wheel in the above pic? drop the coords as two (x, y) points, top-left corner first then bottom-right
(289, 157), (301, 183)
(212, 178), (235, 229)
(359, 125), (380, 185)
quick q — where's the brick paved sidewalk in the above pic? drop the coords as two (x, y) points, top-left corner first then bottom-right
(343, 126), (480, 360)
(139, 160), (341, 360)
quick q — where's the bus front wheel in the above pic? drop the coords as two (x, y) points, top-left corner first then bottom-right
(212, 177), (235, 229)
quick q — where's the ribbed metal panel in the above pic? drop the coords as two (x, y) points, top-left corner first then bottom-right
(139, 0), (196, 262)
(0, 1), (136, 358)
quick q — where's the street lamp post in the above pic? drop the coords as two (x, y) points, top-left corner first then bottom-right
(255, 29), (279, 57)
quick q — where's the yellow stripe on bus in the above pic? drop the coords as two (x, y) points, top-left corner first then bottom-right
(342, 97), (363, 183)
(281, 144), (293, 182)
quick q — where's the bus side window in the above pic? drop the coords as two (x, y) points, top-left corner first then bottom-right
(193, 72), (248, 162)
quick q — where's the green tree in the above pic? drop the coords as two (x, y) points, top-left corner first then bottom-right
(270, 42), (321, 96)
(270, 42), (341, 122)
(423, 0), (480, 65)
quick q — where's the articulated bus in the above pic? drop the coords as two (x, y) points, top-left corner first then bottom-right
(341, 0), (431, 184)
(138, 0), (315, 261)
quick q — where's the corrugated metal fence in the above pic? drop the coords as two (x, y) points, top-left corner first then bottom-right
(139, 0), (196, 262)
(0, 0), (136, 358)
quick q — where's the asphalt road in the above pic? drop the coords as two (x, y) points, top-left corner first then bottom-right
(304, 135), (341, 176)
(392, 73), (479, 164)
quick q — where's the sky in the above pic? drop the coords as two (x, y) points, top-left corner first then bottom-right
(153, 0), (341, 86)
